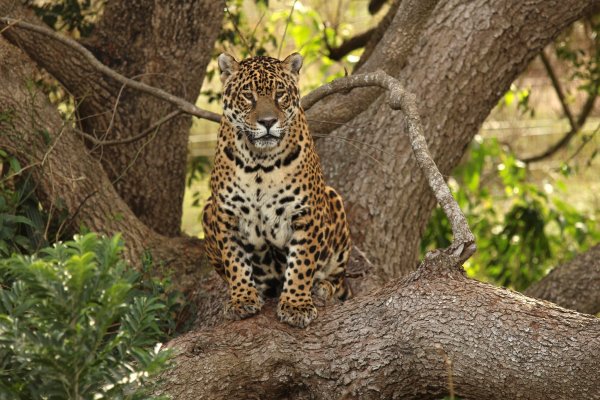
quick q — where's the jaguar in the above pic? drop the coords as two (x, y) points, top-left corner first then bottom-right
(202, 52), (352, 328)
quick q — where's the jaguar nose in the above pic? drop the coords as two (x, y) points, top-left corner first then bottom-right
(258, 117), (277, 131)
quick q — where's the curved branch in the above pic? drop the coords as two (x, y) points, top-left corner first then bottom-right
(0, 17), (221, 123)
(541, 51), (577, 129)
(158, 253), (600, 399)
(304, 0), (440, 135)
(306, 70), (476, 260)
(76, 110), (182, 147)
(368, 0), (391, 15)
(523, 92), (597, 163)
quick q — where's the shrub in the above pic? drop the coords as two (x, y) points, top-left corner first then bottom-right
(0, 233), (172, 399)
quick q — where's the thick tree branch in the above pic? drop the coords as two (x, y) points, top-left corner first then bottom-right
(158, 253), (600, 399)
(354, 0), (402, 71)
(316, 0), (599, 278)
(523, 51), (598, 163)
(526, 244), (600, 315)
(1, 0), (224, 237)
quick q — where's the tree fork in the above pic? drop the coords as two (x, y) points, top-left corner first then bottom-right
(316, 0), (599, 278)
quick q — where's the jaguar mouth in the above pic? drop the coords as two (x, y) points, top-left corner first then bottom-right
(247, 132), (283, 149)
(250, 134), (281, 149)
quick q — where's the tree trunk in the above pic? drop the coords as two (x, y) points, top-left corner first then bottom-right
(157, 252), (600, 400)
(526, 244), (600, 315)
(310, 0), (598, 278)
(0, 0), (224, 236)
(0, 38), (207, 286)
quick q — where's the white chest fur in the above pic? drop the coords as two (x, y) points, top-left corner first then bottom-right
(231, 167), (299, 250)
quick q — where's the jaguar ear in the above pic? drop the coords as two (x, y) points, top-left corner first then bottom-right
(282, 53), (303, 75)
(218, 53), (239, 83)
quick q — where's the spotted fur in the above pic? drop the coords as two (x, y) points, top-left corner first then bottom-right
(202, 53), (352, 328)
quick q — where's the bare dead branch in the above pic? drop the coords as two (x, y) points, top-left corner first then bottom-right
(541, 51), (577, 129)
(522, 51), (598, 163)
(0, 17), (221, 123)
(304, 70), (476, 261)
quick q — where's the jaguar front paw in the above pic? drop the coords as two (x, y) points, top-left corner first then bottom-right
(277, 299), (317, 328)
(224, 291), (264, 320)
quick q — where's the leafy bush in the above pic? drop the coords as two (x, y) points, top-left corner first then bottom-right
(0, 233), (172, 399)
(422, 137), (600, 290)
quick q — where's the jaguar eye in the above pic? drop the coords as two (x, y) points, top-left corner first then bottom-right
(241, 92), (254, 102)
(275, 91), (286, 101)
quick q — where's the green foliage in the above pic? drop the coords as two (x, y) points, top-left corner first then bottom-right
(422, 137), (600, 290)
(500, 83), (533, 117)
(0, 234), (173, 399)
(137, 252), (190, 338)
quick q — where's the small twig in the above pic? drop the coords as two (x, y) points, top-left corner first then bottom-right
(304, 70), (476, 261)
(0, 17), (221, 123)
(224, 6), (251, 56)
(277, 0), (298, 58)
(57, 124), (162, 238)
(563, 122), (600, 164)
(76, 110), (182, 147)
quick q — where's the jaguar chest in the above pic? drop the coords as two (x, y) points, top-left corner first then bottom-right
(226, 169), (305, 250)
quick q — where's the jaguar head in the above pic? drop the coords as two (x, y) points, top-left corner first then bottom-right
(218, 53), (303, 150)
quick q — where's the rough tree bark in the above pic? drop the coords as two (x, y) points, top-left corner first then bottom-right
(157, 253), (600, 400)
(0, 0), (224, 236)
(526, 244), (600, 315)
(0, 38), (207, 287)
(311, 0), (599, 278)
